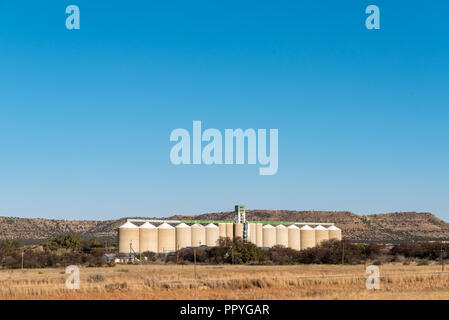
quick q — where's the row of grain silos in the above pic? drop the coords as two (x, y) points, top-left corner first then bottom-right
(118, 221), (342, 254)
(119, 221), (223, 253)
(260, 224), (342, 249)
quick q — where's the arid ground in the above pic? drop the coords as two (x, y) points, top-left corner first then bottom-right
(1, 263), (449, 299)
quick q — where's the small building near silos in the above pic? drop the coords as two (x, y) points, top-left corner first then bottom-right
(119, 221), (140, 254)
(314, 225), (329, 245)
(328, 225), (342, 240)
(139, 222), (158, 253)
(175, 223), (191, 250)
(191, 223), (206, 247)
(275, 224), (288, 247)
(300, 225), (315, 250)
(158, 222), (175, 253)
(205, 223), (219, 246)
(263, 224), (276, 248)
(287, 224), (301, 250)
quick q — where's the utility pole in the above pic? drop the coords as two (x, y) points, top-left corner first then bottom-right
(364, 245), (367, 269)
(21, 250), (24, 270)
(193, 247), (197, 280)
(341, 241), (345, 265)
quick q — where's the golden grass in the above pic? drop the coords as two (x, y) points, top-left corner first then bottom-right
(1, 263), (449, 299)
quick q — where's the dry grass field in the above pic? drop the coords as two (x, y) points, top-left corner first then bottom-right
(1, 263), (449, 299)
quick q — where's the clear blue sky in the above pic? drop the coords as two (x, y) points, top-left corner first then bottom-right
(0, 1), (448, 220)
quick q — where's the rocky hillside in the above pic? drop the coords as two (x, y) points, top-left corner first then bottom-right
(1, 210), (449, 243)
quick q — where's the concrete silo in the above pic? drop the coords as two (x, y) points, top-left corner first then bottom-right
(249, 223), (257, 244)
(218, 223), (227, 239)
(256, 223), (263, 247)
(234, 223), (244, 240)
(205, 223), (219, 246)
(262, 224), (276, 248)
(275, 225), (288, 247)
(287, 224), (301, 250)
(139, 222), (158, 253)
(191, 223), (206, 247)
(314, 225), (329, 246)
(119, 221), (140, 253)
(328, 225), (342, 240)
(175, 223), (191, 250)
(225, 223), (234, 240)
(158, 222), (175, 253)
(300, 225), (315, 249)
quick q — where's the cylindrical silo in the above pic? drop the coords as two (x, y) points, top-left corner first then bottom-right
(262, 224), (276, 248)
(119, 221), (139, 253)
(249, 223), (257, 244)
(218, 223), (227, 239)
(288, 225), (301, 250)
(225, 223), (233, 240)
(256, 223), (263, 247)
(205, 223), (219, 246)
(158, 222), (175, 253)
(314, 225), (329, 246)
(300, 225), (315, 249)
(175, 223), (191, 250)
(275, 225), (288, 247)
(139, 222), (158, 253)
(191, 223), (206, 247)
(328, 225), (342, 240)
(234, 223), (244, 240)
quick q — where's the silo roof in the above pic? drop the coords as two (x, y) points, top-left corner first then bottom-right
(276, 224), (287, 229)
(327, 225), (341, 231)
(191, 223), (204, 228)
(288, 224), (300, 229)
(205, 223), (218, 228)
(300, 225), (314, 230)
(158, 222), (174, 229)
(119, 221), (138, 229)
(263, 224), (274, 228)
(139, 222), (156, 229)
(176, 223), (190, 228)
(314, 225), (327, 230)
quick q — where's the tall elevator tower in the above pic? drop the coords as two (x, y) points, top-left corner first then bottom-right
(235, 205), (246, 223)
(234, 205), (249, 241)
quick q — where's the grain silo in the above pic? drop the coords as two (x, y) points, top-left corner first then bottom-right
(158, 222), (175, 253)
(256, 223), (263, 247)
(314, 225), (329, 245)
(225, 223), (233, 240)
(249, 223), (257, 244)
(218, 223), (227, 239)
(328, 225), (342, 240)
(205, 223), (219, 246)
(139, 222), (158, 253)
(234, 223), (244, 240)
(300, 225), (315, 249)
(262, 224), (276, 248)
(287, 225), (301, 250)
(191, 223), (206, 247)
(119, 221), (140, 253)
(175, 223), (191, 250)
(275, 225), (288, 247)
